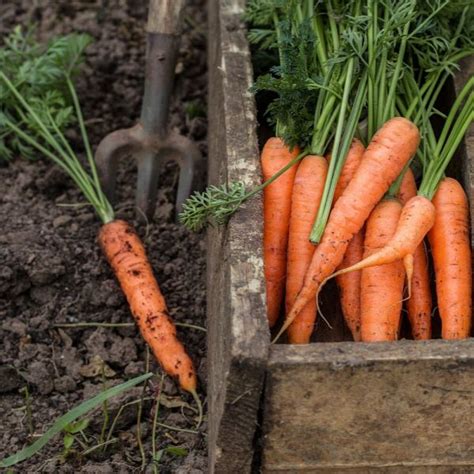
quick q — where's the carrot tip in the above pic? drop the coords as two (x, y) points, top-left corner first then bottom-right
(189, 389), (203, 430)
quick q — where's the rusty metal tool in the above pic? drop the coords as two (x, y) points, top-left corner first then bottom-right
(95, 0), (204, 220)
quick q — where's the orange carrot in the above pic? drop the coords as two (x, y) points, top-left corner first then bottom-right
(286, 155), (327, 344)
(332, 139), (365, 341)
(337, 229), (364, 341)
(397, 168), (432, 340)
(428, 178), (472, 339)
(262, 137), (300, 327)
(330, 195), (435, 284)
(360, 199), (405, 342)
(332, 139), (365, 203)
(274, 117), (420, 342)
(99, 220), (197, 393)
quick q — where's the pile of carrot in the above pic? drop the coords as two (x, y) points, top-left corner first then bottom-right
(250, 1), (474, 344)
(180, 1), (474, 344)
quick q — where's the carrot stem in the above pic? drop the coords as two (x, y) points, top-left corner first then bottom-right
(310, 69), (367, 243)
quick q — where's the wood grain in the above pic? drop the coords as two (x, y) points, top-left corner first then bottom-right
(207, 1), (269, 472)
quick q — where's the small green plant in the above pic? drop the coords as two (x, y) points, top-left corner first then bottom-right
(62, 418), (90, 458)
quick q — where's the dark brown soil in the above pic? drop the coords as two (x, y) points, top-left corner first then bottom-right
(0, 1), (207, 472)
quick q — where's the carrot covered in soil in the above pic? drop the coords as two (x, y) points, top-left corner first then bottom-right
(262, 137), (300, 327)
(397, 169), (432, 340)
(99, 220), (197, 391)
(429, 178), (472, 339)
(274, 117), (420, 342)
(332, 139), (365, 341)
(360, 199), (405, 342)
(286, 155), (327, 343)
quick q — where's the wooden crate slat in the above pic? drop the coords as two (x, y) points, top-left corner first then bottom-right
(207, 0), (269, 472)
(263, 341), (474, 471)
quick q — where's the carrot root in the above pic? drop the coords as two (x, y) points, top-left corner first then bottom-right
(429, 178), (472, 339)
(98, 219), (197, 393)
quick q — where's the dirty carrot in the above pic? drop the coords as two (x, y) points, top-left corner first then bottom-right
(332, 139), (365, 341)
(397, 168), (432, 340)
(262, 137), (300, 327)
(286, 155), (327, 343)
(360, 199), (405, 342)
(428, 178), (472, 339)
(273, 117), (420, 342)
(99, 220), (197, 391)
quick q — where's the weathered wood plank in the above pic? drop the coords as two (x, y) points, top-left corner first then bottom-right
(207, 1), (269, 472)
(264, 340), (474, 472)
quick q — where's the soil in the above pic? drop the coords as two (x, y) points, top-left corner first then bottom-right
(0, 0), (208, 472)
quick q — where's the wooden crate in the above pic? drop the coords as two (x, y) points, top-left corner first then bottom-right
(207, 1), (474, 472)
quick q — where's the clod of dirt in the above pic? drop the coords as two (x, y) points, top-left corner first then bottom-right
(54, 375), (77, 393)
(84, 328), (138, 366)
(0, 366), (23, 393)
(25, 361), (55, 395)
(79, 355), (116, 378)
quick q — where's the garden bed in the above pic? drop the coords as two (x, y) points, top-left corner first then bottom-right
(0, 0), (208, 472)
(207, 1), (474, 472)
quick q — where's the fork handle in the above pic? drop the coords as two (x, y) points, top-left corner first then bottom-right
(147, 0), (186, 35)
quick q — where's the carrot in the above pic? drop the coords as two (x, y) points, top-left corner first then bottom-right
(274, 117), (420, 343)
(428, 178), (472, 339)
(331, 139), (365, 341)
(99, 220), (197, 392)
(330, 195), (435, 283)
(286, 155), (327, 343)
(262, 137), (300, 327)
(337, 229), (364, 341)
(397, 168), (432, 339)
(332, 139), (365, 203)
(360, 199), (405, 341)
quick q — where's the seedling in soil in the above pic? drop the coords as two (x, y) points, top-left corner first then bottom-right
(61, 418), (90, 458)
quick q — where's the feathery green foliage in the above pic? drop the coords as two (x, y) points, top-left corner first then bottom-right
(0, 27), (90, 160)
(0, 28), (113, 224)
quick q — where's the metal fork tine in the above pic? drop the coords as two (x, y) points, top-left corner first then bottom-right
(95, 126), (141, 205)
(94, 0), (205, 222)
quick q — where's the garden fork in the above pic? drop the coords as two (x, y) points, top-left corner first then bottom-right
(95, 0), (204, 221)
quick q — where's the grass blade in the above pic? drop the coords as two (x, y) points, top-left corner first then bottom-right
(0, 372), (153, 468)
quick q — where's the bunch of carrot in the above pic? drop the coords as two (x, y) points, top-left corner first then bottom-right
(256, 1), (473, 344)
(181, 0), (473, 344)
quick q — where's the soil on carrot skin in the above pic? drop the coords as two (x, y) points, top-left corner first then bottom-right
(0, 1), (207, 472)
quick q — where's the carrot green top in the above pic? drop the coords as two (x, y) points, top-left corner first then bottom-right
(0, 30), (114, 224)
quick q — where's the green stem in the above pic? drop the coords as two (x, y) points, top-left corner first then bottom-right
(435, 76), (474, 156)
(310, 69), (367, 243)
(248, 150), (309, 199)
(367, 0), (377, 139)
(383, 17), (411, 123)
(66, 76), (108, 212)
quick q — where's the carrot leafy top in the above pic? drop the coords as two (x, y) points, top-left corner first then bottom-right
(0, 28), (114, 224)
